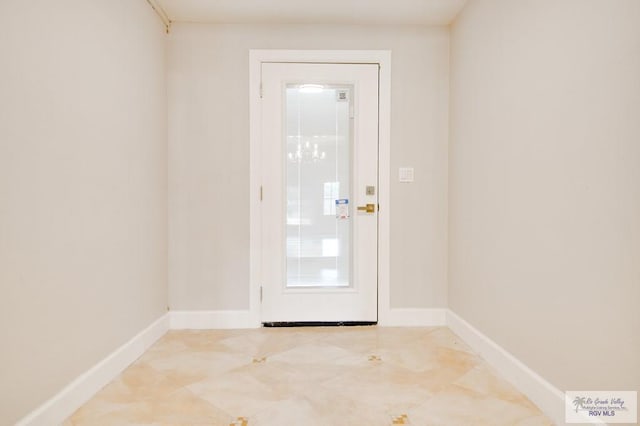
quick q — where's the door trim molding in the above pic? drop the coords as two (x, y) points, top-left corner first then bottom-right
(249, 49), (392, 326)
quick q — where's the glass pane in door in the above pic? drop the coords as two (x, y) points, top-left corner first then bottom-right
(285, 84), (352, 288)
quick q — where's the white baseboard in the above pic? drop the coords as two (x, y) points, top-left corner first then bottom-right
(379, 308), (447, 327)
(170, 310), (259, 329)
(446, 309), (568, 425)
(16, 313), (169, 426)
(16, 308), (576, 426)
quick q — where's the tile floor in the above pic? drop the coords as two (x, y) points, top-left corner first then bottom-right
(64, 327), (553, 425)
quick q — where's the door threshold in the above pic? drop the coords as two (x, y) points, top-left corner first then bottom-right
(262, 321), (377, 328)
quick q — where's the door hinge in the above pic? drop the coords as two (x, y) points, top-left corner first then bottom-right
(260, 185), (263, 201)
(260, 286), (263, 302)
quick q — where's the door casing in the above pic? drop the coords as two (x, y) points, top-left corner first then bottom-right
(249, 50), (391, 326)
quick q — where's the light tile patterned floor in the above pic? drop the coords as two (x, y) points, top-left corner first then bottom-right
(64, 327), (553, 425)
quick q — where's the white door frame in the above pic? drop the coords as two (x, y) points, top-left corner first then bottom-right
(249, 49), (391, 326)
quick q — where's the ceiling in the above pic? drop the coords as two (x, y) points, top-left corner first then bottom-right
(156, 0), (468, 26)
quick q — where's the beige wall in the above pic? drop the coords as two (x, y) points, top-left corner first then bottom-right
(449, 0), (640, 392)
(167, 24), (450, 310)
(0, 1), (168, 423)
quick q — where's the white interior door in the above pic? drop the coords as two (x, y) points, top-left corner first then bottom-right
(260, 62), (379, 323)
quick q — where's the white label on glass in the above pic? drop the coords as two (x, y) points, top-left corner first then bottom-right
(336, 199), (349, 219)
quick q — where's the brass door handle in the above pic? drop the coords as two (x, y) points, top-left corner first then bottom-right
(357, 204), (376, 213)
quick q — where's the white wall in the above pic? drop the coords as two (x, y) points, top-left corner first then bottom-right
(168, 24), (450, 311)
(450, 0), (640, 393)
(0, 1), (168, 423)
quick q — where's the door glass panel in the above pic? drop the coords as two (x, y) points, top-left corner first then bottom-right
(285, 84), (352, 288)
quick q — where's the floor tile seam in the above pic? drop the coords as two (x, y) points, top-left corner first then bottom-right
(421, 381), (549, 413)
(374, 353), (474, 375)
(410, 384), (547, 426)
(160, 385), (241, 421)
(451, 366), (537, 406)
(262, 344), (367, 366)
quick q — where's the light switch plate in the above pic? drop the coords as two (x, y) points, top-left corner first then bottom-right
(399, 167), (414, 183)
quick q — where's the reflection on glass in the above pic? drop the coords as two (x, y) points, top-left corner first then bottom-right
(285, 84), (352, 288)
